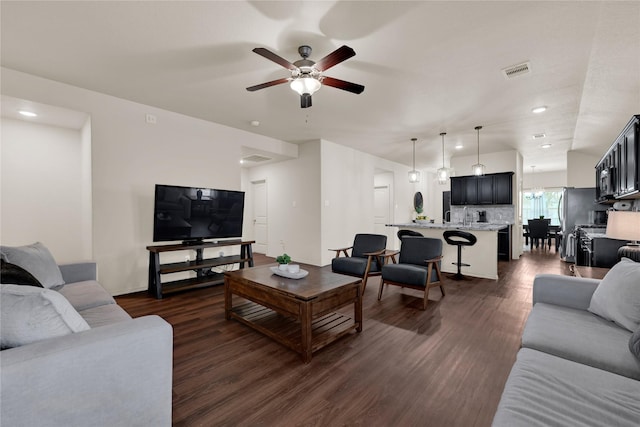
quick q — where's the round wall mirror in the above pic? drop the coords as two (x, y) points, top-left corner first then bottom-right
(413, 192), (424, 213)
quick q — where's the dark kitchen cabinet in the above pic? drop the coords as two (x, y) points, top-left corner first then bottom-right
(493, 173), (513, 204)
(477, 176), (494, 204)
(464, 177), (479, 204)
(620, 119), (637, 197)
(596, 115), (639, 201)
(450, 172), (514, 205)
(451, 177), (465, 205)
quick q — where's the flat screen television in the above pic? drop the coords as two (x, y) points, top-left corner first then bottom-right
(153, 184), (245, 243)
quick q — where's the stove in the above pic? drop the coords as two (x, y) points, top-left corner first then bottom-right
(575, 225), (625, 267)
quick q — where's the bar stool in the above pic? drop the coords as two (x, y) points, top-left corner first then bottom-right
(443, 230), (477, 280)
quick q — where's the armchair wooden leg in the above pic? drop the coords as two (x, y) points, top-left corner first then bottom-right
(435, 263), (445, 297)
(423, 285), (430, 310)
(377, 279), (385, 301)
(362, 273), (369, 294)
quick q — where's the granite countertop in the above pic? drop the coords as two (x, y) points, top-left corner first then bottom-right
(388, 222), (510, 231)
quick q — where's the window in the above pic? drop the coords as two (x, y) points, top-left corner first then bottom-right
(522, 188), (562, 225)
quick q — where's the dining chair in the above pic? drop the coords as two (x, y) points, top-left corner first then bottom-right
(528, 219), (550, 250)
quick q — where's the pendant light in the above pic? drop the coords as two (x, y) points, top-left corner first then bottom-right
(472, 125), (486, 176)
(437, 132), (451, 184)
(408, 137), (420, 183)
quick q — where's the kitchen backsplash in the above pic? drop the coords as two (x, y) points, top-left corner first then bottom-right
(450, 205), (515, 224)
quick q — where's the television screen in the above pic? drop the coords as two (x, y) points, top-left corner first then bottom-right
(153, 184), (245, 243)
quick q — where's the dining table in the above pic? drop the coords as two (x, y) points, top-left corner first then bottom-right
(523, 224), (561, 251)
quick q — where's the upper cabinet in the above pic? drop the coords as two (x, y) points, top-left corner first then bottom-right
(596, 115), (640, 202)
(450, 172), (514, 205)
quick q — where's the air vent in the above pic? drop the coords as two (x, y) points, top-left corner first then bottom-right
(532, 133), (546, 140)
(243, 154), (271, 163)
(502, 61), (531, 79)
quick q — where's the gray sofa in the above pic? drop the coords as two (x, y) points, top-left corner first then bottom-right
(1, 262), (173, 426)
(493, 273), (640, 426)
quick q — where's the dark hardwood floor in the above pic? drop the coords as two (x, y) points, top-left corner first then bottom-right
(117, 247), (570, 426)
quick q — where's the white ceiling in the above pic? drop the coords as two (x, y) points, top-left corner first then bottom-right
(1, 1), (638, 174)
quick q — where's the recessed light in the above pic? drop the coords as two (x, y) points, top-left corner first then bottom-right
(541, 143), (552, 149)
(18, 110), (37, 117)
(532, 106), (547, 114)
(455, 143), (463, 150)
(250, 120), (260, 127)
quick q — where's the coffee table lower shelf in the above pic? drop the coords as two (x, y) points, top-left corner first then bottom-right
(229, 301), (358, 357)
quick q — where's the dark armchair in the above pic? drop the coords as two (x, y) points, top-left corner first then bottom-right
(330, 233), (388, 293)
(377, 236), (445, 310)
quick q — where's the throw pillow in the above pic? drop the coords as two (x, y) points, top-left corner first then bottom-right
(0, 284), (90, 349)
(0, 259), (43, 287)
(0, 242), (65, 289)
(588, 257), (640, 332)
(630, 325), (640, 361)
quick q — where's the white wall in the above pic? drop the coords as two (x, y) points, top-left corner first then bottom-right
(321, 140), (376, 264)
(2, 68), (297, 295)
(1, 117), (91, 262)
(243, 141), (322, 265)
(320, 140), (420, 260)
(522, 170), (567, 189)
(567, 150), (599, 187)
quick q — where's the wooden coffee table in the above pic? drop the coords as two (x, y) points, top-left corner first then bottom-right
(570, 265), (610, 280)
(224, 264), (362, 363)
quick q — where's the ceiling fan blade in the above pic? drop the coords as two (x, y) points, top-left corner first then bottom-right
(246, 77), (290, 92)
(321, 76), (365, 94)
(252, 47), (297, 70)
(314, 45), (356, 71)
(300, 94), (312, 108)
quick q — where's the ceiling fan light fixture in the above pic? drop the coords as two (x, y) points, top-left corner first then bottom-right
(472, 126), (485, 176)
(290, 75), (321, 95)
(18, 110), (37, 117)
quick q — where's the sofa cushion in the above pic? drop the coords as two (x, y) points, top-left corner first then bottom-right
(522, 302), (640, 380)
(57, 280), (116, 312)
(492, 348), (640, 427)
(631, 326), (640, 361)
(588, 257), (640, 332)
(0, 284), (90, 349)
(0, 242), (65, 289)
(78, 304), (132, 328)
(0, 259), (43, 287)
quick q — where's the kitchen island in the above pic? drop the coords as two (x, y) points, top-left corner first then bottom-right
(387, 222), (509, 280)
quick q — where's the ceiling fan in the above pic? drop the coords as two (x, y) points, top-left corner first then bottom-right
(246, 45), (365, 108)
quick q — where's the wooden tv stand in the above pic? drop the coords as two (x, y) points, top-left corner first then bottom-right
(147, 240), (254, 299)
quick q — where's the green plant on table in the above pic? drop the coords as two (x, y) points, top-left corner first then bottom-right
(276, 253), (291, 265)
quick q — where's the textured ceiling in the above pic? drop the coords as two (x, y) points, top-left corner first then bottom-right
(1, 1), (639, 173)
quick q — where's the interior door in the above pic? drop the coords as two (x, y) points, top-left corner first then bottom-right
(252, 180), (267, 254)
(374, 185), (392, 243)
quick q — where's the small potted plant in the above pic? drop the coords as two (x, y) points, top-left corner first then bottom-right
(276, 253), (291, 270)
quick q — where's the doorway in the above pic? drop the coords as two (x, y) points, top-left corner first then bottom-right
(374, 181), (394, 246)
(251, 180), (268, 254)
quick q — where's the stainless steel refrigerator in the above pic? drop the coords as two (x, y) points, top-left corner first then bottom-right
(558, 187), (607, 262)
